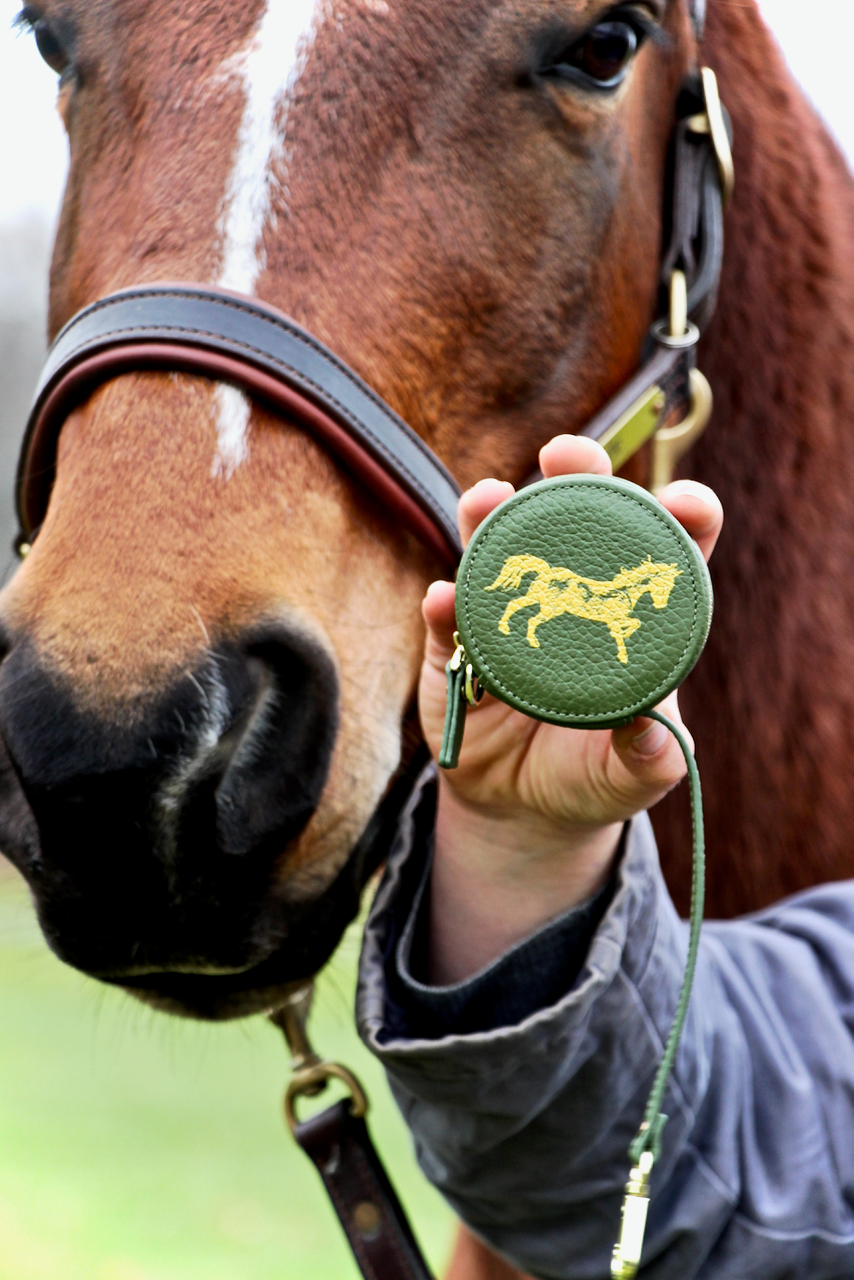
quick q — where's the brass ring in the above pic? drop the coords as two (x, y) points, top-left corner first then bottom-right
(650, 318), (700, 350)
(464, 664), (484, 706)
(284, 1061), (369, 1134)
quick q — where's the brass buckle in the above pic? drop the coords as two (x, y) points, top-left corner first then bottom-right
(686, 67), (735, 209)
(271, 984), (370, 1135)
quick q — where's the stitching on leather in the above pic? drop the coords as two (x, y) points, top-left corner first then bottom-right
(47, 290), (457, 519)
(462, 484), (703, 721)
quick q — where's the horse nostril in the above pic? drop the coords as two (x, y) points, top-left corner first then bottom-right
(210, 625), (340, 857)
(0, 622), (339, 981)
(0, 622), (339, 873)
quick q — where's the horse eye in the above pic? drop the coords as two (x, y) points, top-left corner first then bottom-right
(34, 18), (70, 75)
(547, 20), (640, 88)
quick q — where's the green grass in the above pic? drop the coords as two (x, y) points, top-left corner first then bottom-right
(0, 863), (456, 1280)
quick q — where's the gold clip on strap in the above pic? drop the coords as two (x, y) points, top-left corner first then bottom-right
(271, 984), (370, 1134)
(611, 1150), (654, 1279)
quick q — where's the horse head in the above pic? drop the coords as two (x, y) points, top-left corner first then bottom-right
(1, 0), (705, 1018)
(630, 558), (682, 608)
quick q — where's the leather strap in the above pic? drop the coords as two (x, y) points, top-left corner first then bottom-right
(295, 1100), (434, 1280)
(15, 286), (464, 563)
(662, 75), (730, 329)
(581, 342), (691, 447)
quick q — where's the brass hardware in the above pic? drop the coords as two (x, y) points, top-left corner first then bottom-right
(450, 632), (465, 672)
(669, 269), (688, 340)
(464, 663), (484, 706)
(687, 68), (734, 209)
(650, 318), (700, 351)
(284, 1060), (369, 1134)
(650, 368), (713, 493)
(271, 984), (370, 1135)
(599, 385), (667, 474)
(272, 984), (320, 1074)
(611, 1149), (654, 1279)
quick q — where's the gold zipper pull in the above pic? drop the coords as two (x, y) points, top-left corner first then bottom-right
(449, 631), (465, 673)
(439, 634), (469, 769)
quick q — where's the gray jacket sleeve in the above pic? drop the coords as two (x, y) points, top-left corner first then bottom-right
(356, 775), (854, 1279)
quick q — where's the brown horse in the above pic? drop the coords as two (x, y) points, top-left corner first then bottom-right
(4, 0), (854, 1277)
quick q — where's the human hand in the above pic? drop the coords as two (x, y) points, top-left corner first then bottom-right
(419, 435), (723, 983)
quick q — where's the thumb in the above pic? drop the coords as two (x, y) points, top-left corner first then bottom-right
(421, 580), (458, 674)
(608, 693), (694, 814)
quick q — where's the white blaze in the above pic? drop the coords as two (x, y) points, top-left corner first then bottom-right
(212, 0), (324, 478)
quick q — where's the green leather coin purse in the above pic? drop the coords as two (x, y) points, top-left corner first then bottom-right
(439, 474), (712, 767)
(438, 474), (713, 1278)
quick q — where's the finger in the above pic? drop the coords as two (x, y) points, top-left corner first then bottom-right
(656, 480), (723, 563)
(539, 434), (612, 479)
(458, 479), (516, 548)
(609, 692), (694, 806)
(421, 579), (458, 672)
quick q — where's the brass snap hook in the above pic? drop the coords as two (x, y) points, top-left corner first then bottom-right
(284, 1060), (369, 1134)
(650, 368), (714, 493)
(271, 983), (370, 1136)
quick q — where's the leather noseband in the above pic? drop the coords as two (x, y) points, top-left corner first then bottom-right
(17, 287), (464, 563)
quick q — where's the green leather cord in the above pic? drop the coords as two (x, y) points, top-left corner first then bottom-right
(628, 709), (705, 1167)
(612, 709), (705, 1277)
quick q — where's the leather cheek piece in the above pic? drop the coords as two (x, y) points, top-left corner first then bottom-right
(454, 475), (713, 729)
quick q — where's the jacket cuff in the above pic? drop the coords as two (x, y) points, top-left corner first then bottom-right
(389, 826), (617, 1039)
(357, 775), (683, 1114)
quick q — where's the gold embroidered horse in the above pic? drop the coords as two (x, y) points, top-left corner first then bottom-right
(486, 554), (682, 663)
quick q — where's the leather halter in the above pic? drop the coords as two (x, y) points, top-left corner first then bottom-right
(16, 74), (731, 569)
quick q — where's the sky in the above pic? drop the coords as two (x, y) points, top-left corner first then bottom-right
(0, 0), (853, 228)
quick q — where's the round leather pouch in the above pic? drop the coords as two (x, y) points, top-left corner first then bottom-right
(454, 474), (712, 729)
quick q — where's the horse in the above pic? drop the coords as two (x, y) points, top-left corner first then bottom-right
(487, 553), (682, 659)
(4, 0), (854, 1277)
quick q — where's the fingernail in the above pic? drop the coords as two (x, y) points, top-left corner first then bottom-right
(665, 480), (715, 509)
(631, 721), (669, 756)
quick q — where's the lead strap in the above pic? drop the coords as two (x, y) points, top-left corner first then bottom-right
(272, 989), (435, 1280)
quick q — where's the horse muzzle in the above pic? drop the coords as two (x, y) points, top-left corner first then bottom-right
(0, 619), (350, 1018)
